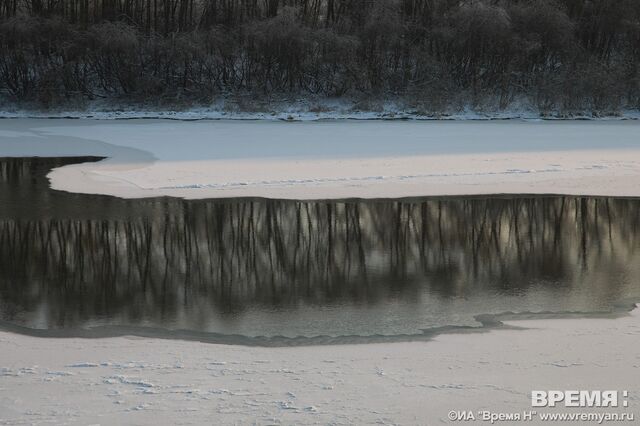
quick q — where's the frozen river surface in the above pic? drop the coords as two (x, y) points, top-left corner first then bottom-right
(1, 119), (640, 199)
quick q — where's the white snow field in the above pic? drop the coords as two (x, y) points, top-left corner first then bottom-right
(1, 308), (638, 424)
(1, 119), (640, 199)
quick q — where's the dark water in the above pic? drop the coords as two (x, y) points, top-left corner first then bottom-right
(1, 157), (639, 341)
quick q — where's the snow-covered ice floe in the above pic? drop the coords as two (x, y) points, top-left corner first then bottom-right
(1, 118), (640, 200)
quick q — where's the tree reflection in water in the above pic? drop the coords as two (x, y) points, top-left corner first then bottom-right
(1, 157), (639, 336)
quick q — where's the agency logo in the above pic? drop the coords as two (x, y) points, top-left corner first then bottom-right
(532, 390), (629, 408)
(447, 390), (634, 423)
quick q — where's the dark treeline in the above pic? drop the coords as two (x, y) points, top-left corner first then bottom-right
(2, 157), (640, 330)
(1, 0), (639, 112)
(0, 0), (638, 112)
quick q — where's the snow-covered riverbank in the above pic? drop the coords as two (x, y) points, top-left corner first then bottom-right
(1, 307), (638, 424)
(2, 101), (639, 122)
(2, 119), (640, 200)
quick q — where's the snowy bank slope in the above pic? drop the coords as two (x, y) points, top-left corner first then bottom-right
(1, 307), (638, 424)
(2, 119), (640, 199)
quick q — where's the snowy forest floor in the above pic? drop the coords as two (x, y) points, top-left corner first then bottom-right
(2, 101), (640, 122)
